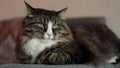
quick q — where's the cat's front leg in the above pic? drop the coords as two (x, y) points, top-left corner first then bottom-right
(48, 52), (72, 64)
(36, 51), (72, 64)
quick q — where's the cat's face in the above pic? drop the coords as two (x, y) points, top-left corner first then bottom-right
(22, 2), (73, 41)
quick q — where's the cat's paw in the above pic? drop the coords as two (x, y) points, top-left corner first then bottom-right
(48, 52), (71, 64)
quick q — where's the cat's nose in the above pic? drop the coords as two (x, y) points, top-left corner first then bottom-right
(47, 33), (52, 37)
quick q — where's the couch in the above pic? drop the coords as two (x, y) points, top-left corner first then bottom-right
(0, 17), (120, 68)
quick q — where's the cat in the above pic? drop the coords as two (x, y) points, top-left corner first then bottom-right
(16, 2), (120, 65)
(16, 2), (73, 64)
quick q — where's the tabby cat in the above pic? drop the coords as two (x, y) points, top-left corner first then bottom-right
(17, 2), (73, 64)
(16, 2), (120, 65)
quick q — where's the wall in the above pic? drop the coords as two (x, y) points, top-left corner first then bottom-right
(0, 0), (120, 38)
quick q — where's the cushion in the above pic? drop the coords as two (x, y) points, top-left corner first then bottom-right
(0, 17), (119, 68)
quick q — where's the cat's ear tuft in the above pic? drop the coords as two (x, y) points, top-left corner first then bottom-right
(57, 7), (68, 19)
(24, 1), (34, 14)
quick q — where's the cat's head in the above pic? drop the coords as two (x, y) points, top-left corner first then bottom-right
(22, 2), (73, 42)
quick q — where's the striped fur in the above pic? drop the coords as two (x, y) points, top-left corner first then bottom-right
(17, 2), (120, 65)
(17, 2), (73, 64)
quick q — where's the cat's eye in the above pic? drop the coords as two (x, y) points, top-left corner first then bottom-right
(27, 14), (34, 18)
(53, 25), (58, 29)
(34, 24), (44, 31)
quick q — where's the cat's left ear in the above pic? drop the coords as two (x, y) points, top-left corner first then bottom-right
(24, 1), (35, 14)
(57, 7), (68, 19)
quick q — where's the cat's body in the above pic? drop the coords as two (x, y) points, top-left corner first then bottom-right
(70, 24), (120, 64)
(16, 2), (120, 64)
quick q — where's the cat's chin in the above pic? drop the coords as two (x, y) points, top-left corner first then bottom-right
(44, 38), (53, 40)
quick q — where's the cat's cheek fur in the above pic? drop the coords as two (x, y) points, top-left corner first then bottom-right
(22, 38), (58, 63)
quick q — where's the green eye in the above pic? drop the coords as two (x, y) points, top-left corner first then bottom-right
(53, 25), (58, 29)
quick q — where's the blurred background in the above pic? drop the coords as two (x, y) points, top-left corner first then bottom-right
(0, 0), (120, 37)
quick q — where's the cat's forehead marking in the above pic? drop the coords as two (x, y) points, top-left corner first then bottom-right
(48, 21), (53, 27)
(47, 21), (53, 33)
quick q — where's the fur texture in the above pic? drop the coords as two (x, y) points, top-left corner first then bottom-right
(35, 24), (120, 65)
(70, 24), (120, 64)
(16, 2), (73, 64)
(16, 2), (120, 65)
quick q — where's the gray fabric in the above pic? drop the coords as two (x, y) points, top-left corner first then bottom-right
(0, 64), (120, 68)
(66, 17), (105, 25)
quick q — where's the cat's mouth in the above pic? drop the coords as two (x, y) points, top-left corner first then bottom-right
(44, 38), (52, 40)
(44, 36), (54, 40)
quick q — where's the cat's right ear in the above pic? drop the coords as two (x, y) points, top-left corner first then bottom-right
(57, 7), (68, 19)
(24, 1), (34, 14)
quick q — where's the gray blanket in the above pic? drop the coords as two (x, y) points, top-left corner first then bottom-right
(0, 64), (120, 68)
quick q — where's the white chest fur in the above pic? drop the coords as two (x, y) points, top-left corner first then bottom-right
(23, 38), (58, 61)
